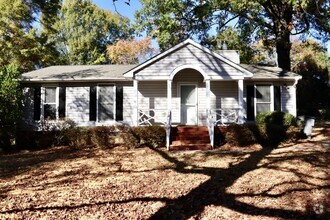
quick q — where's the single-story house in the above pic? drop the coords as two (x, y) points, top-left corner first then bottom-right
(21, 39), (301, 149)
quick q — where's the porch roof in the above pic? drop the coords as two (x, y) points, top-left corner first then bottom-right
(21, 65), (137, 83)
(240, 64), (302, 81)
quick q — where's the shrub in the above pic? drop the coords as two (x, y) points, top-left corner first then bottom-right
(132, 126), (166, 148)
(225, 124), (257, 147)
(255, 111), (298, 146)
(90, 126), (117, 148)
(61, 127), (90, 148)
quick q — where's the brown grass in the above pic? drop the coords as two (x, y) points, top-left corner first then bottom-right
(0, 127), (329, 219)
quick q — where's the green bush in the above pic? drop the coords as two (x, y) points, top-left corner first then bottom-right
(225, 124), (257, 147)
(90, 126), (117, 148)
(132, 126), (166, 148)
(255, 111), (298, 146)
(61, 127), (90, 148)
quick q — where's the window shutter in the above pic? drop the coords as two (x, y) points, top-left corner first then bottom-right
(274, 86), (281, 112)
(246, 85), (255, 121)
(89, 86), (97, 121)
(59, 87), (66, 118)
(34, 87), (41, 120)
(116, 86), (123, 121)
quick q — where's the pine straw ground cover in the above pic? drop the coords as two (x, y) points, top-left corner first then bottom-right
(0, 127), (329, 219)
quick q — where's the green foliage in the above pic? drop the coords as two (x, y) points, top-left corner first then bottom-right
(132, 126), (166, 148)
(292, 40), (330, 119)
(55, 0), (133, 65)
(61, 127), (91, 148)
(225, 124), (257, 147)
(137, 0), (330, 69)
(256, 112), (296, 127)
(90, 126), (117, 148)
(0, 65), (22, 149)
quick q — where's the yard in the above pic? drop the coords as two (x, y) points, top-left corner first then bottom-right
(0, 127), (329, 219)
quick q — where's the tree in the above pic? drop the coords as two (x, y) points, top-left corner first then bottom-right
(55, 0), (133, 65)
(107, 38), (155, 64)
(291, 40), (330, 118)
(136, 0), (330, 70)
(0, 0), (62, 72)
(0, 65), (22, 148)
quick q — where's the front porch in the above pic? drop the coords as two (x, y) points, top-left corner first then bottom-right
(132, 68), (245, 150)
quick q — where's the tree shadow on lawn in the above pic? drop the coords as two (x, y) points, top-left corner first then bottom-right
(148, 144), (329, 220)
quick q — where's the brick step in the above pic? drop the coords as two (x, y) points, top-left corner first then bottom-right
(171, 140), (210, 146)
(170, 144), (212, 151)
(172, 134), (210, 140)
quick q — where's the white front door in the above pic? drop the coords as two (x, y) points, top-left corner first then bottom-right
(180, 85), (197, 125)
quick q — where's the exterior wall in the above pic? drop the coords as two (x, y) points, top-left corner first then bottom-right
(135, 44), (244, 79)
(281, 82), (297, 116)
(210, 81), (239, 109)
(121, 81), (135, 125)
(66, 86), (90, 124)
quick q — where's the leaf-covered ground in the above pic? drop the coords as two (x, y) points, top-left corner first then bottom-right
(0, 127), (329, 219)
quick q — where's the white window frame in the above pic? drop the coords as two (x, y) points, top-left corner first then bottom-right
(96, 84), (116, 122)
(41, 86), (59, 120)
(254, 83), (274, 117)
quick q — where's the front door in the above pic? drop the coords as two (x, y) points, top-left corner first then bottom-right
(180, 85), (197, 125)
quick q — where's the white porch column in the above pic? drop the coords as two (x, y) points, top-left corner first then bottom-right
(205, 79), (211, 111)
(133, 79), (139, 126)
(167, 79), (172, 111)
(238, 79), (244, 124)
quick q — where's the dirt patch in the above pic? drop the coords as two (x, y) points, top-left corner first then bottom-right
(0, 128), (329, 219)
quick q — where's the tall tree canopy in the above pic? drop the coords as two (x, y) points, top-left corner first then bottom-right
(136, 0), (330, 70)
(55, 0), (133, 65)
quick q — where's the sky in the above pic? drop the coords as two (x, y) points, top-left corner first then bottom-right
(93, 0), (141, 21)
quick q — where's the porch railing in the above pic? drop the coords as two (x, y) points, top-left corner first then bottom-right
(138, 109), (167, 126)
(207, 108), (241, 149)
(211, 108), (240, 126)
(165, 111), (171, 150)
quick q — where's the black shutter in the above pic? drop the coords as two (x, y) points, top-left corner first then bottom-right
(34, 87), (41, 120)
(116, 86), (123, 121)
(89, 86), (97, 121)
(274, 86), (281, 112)
(246, 85), (255, 121)
(59, 87), (66, 118)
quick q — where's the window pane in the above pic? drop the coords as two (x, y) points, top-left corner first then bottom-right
(256, 85), (270, 102)
(181, 85), (196, 105)
(256, 103), (271, 115)
(98, 86), (115, 121)
(45, 87), (56, 103)
(44, 104), (56, 119)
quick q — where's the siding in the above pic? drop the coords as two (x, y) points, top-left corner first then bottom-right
(119, 82), (135, 125)
(281, 83), (297, 116)
(135, 44), (244, 79)
(66, 87), (90, 123)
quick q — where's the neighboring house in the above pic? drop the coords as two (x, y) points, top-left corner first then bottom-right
(21, 39), (301, 148)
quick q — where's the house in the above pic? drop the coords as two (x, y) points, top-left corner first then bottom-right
(21, 39), (302, 149)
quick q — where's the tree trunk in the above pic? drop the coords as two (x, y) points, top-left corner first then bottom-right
(276, 34), (291, 71)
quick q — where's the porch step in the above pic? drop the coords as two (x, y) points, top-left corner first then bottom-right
(170, 144), (212, 151)
(170, 126), (211, 150)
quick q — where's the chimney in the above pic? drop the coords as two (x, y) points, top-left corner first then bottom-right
(216, 50), (240, 64)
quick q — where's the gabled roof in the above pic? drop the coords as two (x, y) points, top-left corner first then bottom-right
(124, 39), (253, 78)
(240, 64), (302, 80)
(21, 65), (137, 83)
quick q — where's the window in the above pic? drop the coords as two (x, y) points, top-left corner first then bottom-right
(97, 85), (115, 122)
(44, 87), (57, 120)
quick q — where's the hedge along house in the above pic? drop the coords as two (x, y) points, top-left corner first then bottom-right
(21, 39), (301, 149)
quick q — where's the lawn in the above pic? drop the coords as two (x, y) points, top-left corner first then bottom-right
(0, 127), (329, 219)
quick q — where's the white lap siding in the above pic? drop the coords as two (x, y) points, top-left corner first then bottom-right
(281, 83), (297, 116)
(210, 81), (239, 109)
(66, 87), (90, 124)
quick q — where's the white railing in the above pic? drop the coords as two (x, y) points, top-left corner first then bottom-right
(166, 111), (171, 150)
(207, 109), (214, 149)
(211, 108), (240, 126)
(138, 109), (167, 126)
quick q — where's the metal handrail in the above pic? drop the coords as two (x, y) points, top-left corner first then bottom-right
(166, 110), (171, 150)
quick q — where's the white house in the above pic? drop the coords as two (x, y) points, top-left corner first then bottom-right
(21, 39), (302, 149)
